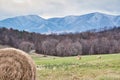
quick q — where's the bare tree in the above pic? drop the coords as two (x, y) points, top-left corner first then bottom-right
(19, 41), (35, 53)
(41, 39), (59, 55)
(56, 39), (82, 56)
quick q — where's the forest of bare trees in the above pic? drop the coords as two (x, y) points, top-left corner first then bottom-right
(0, 27), (120, 56)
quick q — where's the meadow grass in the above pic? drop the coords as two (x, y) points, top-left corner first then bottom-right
(31, 54), (120, 80)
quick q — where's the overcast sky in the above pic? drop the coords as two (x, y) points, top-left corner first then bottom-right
(0, 0), (120, 20)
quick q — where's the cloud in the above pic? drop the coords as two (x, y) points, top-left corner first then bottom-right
(0, 0), (120, 20)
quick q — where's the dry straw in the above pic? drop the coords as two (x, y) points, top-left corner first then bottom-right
(0, 48), (36, 80)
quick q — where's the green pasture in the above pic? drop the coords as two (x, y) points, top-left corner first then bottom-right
(31, 54), (120, 80)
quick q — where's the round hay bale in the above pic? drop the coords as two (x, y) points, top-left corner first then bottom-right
(97, 56), (101, 59)
(0, 48), (36, 80)
(77, 55), (81, 60)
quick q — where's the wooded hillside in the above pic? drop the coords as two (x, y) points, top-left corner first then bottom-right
(0, 27), (120, 56)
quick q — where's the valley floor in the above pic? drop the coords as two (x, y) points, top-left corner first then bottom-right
(31, 54), (120, 80)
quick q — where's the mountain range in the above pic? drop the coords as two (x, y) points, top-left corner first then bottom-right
(0, 12), (120, 34)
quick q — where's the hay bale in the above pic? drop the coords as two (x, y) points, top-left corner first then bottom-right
(97, 56), (101, 59)
(77, 55), (81, 60)
(0, 48), (36, 80)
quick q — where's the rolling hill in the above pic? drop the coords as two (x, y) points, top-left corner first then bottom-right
(0, 12), (120, 34)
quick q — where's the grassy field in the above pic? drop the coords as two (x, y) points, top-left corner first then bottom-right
(31, 53), (120, 80)
(0, 45), (119, 80)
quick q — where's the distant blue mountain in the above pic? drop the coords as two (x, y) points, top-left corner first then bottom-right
(0, 12), (120, 34)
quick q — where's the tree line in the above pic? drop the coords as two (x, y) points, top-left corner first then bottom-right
(0, 27), (120, 56)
